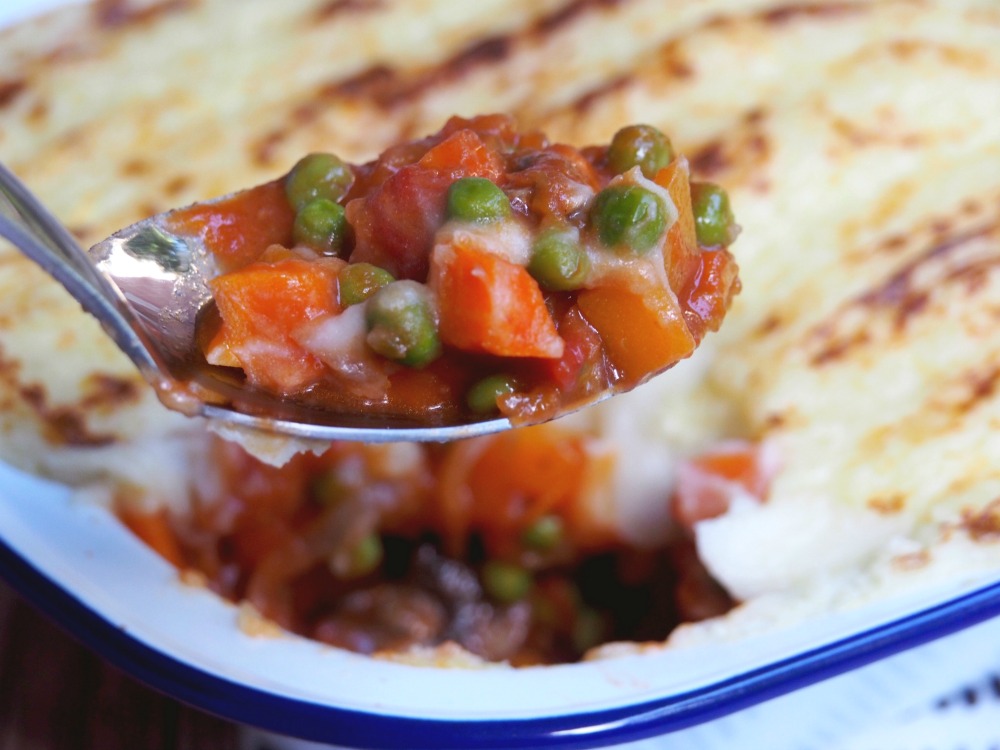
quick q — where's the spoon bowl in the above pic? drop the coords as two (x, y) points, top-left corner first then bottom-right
(0, 163), (511, 443)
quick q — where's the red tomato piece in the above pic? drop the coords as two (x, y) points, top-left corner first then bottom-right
(541, 306), (604, 392)
(681, 248), (741, 337)
(346, 166), (451, 280)
(429, 239), (564, 359)
(348, 130), (504, 280)
(671, 442), (772, 530)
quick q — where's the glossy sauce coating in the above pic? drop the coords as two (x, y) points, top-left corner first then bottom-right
(170, 115), (740, 425)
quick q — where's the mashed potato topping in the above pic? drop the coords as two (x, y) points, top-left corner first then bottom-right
(2, 0), (1000, 664)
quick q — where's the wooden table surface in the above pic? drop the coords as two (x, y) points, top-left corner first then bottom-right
(0, 580), (240, 750)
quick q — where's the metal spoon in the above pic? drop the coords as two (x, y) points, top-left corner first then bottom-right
(0, 163), (512, 443)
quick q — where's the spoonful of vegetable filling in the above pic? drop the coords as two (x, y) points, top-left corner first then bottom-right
(0, 114), (740, 442)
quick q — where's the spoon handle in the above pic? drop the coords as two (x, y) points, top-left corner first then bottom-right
(0, 162), (159, 378)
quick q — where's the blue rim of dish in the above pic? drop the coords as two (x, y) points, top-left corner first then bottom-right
(0, 530), (999, 750)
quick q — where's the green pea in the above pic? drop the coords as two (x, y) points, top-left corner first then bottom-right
(348, 533), (383, 577)
(338, 263), (395, 307)
(365, 281), (441, 368)
(312, 468), (348, 507)
(591, 184), (667, 253)
(690, 182), (736, 247)
(329, 533), (383, 579)
(528, 228), (590, 291)
(482, 560), (533, 604)
(521, 515), (564, 552)
(293, 198), (347, 255)
(446, 177), (511, 223)
(466, 374), (518, 414)
(607, 124), (674, 178)
(285, 152), (354, 210)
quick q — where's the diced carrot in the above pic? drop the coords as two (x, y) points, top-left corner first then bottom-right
(429, 239), (564, 358)
(654, 157), (700, 292)
(119, 507), (184, 567)
(577, 286), (694, 385)
(204, 324), (241, 367)
(460, 426), (588, 556)
(417, 129), (504, 181)
(257, 244), (312, 264)
(209, 257), (341, 393)
(169, 181), (296, 272)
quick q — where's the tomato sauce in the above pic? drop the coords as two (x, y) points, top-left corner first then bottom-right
(170, 180), (296, 272)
